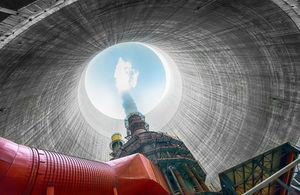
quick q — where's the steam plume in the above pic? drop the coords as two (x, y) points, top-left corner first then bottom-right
(121, 91), (138, 116)
(113, 57), (139, 116)
(114, 57), (139, 92)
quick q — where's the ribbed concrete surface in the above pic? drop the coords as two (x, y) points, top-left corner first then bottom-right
(0, 0), (299, 189)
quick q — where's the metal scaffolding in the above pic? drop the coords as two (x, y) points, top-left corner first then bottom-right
(219, 143), (300, 195)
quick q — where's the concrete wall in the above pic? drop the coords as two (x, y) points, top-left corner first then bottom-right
(0, 0), (299, 189)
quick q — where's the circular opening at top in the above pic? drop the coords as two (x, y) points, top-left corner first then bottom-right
(85, 42), (167, 119)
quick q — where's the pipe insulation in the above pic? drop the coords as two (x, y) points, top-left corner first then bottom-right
(0, 137), (170, 195)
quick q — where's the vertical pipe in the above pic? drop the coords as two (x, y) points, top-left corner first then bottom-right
(168, 166), (183, 195)
(184, 164), (204, 192)
(162, 169), (175, 195)
(173, 169), (189, 194)
(242, 164), (246, 192)
(192, 167), (210, 191)
(280, 151), (294, 195)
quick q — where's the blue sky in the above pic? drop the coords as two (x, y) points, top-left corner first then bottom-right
(85, 42), (166, 119)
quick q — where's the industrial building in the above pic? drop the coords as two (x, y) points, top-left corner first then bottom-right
(0, 0), (300, 194)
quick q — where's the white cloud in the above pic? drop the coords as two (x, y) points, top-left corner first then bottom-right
(114, 57), (139, 92)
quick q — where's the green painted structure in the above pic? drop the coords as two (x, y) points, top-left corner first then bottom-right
(219, 143), (300, 195)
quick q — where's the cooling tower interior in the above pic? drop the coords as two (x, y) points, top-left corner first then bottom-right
(0, 0), (299, 189)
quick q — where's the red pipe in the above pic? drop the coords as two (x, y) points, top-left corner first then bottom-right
(0, 137), (170, 195)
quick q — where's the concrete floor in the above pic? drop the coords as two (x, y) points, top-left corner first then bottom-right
(0, 0), (299, 189)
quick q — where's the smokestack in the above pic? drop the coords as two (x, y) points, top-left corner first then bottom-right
(121, 91), (138, 116)
(120, 91), (149, 138)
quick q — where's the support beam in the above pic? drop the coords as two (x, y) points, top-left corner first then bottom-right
(290, 184), (300, 192)
(242, 164), (246, 192)
(254, 159), (290, 190)
(243, 157), (300, 195)
(0, 7), (17, 15)
(162, 169), (175, 195)
(192, 167), (209, 191)
(174, 169), (190, 194)
(184, 164), (204, 192)
(280, 151), (294, 195)
(220, 174), (239, 195)
(168, 166), (184, 195)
